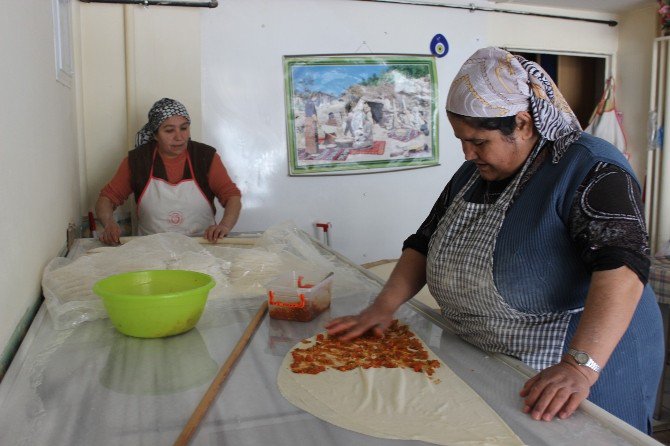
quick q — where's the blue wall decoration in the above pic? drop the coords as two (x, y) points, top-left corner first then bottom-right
(430, 34), (449, 58)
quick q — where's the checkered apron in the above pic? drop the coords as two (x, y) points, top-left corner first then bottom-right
(426, 149), (580, 370)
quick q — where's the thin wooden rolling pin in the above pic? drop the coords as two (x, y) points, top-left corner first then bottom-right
(173, 300), (269, 446)
(119, 236), (257, 246)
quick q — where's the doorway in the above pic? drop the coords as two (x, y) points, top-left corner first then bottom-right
(511, 51), (607, 129)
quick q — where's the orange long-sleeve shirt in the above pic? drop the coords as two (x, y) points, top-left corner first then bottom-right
(100, 149), (241, 208)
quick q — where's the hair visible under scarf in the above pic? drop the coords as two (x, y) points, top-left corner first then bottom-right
(446, 47), (582, 163)
(135, 98), (191, 148)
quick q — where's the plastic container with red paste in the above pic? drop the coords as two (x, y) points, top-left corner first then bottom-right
(266, 271), (333, 322)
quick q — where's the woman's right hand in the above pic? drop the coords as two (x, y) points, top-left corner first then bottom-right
(327, 249), (427, 341)
(99, 221), (122, 245)
(325, 301), (397, 341)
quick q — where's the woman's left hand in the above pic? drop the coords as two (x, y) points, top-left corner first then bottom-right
(519, 361), (597, 421)
(204, 223), (230, 243)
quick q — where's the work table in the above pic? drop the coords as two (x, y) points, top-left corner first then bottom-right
(0, 237), (660, 445)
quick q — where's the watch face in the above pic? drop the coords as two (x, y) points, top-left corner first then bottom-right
(574, 352), (589, 364)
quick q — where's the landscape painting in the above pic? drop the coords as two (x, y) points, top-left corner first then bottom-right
(283, 54), (439, 175)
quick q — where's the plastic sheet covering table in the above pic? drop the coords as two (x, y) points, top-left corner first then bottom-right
(0, 238), (662, 446)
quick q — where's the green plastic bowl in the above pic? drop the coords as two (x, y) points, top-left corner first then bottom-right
(93, 270), (215, 338)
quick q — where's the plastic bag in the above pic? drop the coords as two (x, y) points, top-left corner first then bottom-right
(42, 223), (379, 330)
(584, 77), (630, 159)
(255, 221), (379, 297)
(42, 233), (225, 330)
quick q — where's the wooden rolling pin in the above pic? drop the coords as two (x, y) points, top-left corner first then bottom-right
(173, 300), (268, 446)
(85, 235), (258, 255)
(118, 236), (257, 246)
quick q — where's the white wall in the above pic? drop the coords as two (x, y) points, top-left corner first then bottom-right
(199, 0), (622, 263)
(616, 4), (658, 181)
(79, 4), (127, 212)
(201, 0), (484, 264)
(79, 4), (201, 221)
(485, 2), (618, 54)
(0, 1), (79, 355)
(77, 0), (649, 266)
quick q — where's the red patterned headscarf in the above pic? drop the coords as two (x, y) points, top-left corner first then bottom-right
(446, 47), (582, 163)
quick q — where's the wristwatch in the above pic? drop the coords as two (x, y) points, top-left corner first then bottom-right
(566, 348), (601, 373)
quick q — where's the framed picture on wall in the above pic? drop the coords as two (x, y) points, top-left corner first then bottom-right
(283, 54), (439, 175)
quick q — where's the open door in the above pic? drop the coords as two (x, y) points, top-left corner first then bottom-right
(511, 51), (607, 129)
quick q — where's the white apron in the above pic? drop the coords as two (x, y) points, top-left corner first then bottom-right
(137, 149), (214, 236)
(426, 142), (580, 370)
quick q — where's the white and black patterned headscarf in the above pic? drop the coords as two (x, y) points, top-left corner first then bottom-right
(446, 47), (582, 163)
(135, 98), (191, 148)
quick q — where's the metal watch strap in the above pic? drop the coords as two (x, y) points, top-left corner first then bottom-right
(566, 348), (602, 373)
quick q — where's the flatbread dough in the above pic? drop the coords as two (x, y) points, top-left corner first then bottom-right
(277, 326), (524, 446)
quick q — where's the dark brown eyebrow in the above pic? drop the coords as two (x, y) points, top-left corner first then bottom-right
(454, 135), (485, 142)
(161, 123), (190, 129)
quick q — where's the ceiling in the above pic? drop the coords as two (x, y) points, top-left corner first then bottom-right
(491, 0), (653, 14)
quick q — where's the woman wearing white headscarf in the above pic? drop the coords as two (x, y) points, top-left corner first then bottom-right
(327, 47), (663, 433)
(96, 98), (242, 245)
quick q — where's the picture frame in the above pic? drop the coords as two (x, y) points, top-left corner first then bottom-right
(283, 54), (439, 175)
